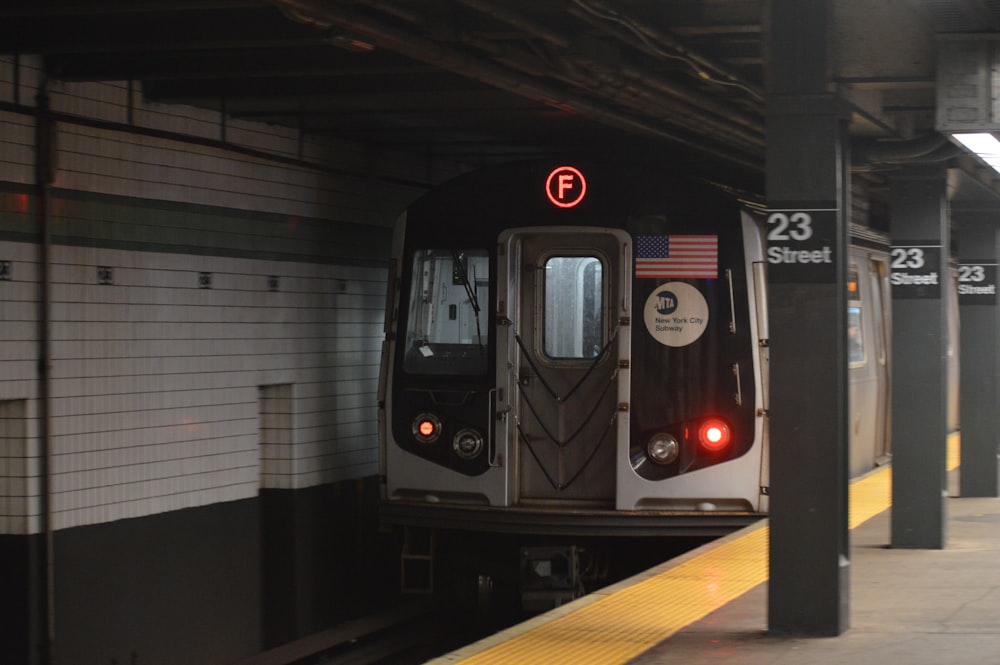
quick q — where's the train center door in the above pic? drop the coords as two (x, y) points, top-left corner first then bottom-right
(496, 228), (631, 508)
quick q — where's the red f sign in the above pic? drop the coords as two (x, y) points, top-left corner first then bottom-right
(545, 166), (587, 208)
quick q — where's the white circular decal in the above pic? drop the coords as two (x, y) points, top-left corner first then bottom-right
(643, 282), (710, 347)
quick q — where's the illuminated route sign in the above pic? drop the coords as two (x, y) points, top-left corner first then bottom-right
(890, 243), (941, 299)
(765, 208), (837, 283)
(545, 166), (587, 208)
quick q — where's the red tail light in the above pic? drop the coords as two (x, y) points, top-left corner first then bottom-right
(697, 418), (731, 453)
(412, 413), (442, 444)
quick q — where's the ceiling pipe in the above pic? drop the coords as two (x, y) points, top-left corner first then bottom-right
(448, 0), (764, 140)
(274, 0), (763, 172)
(431, 30), (766, 153)
(301, 0), (764, 156)
(561, 57), (765, 152)
(603, 58), (764, 138)
(369, 0), (761, 154)
(352, 0), (760, 145)
(853, 132), (948, 162)
(852, 133), (959, 166)
(570, 0), (764, 102)
(349, 0), (425, 25)
(453, 0), (571, 49)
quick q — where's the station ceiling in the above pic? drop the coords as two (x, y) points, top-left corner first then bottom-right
(3, 0), (1000, 201)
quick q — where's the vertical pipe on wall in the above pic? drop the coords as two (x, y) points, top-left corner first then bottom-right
(35, 78), (56, 665)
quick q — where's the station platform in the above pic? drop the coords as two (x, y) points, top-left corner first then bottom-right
(428, 435), (1000, 665)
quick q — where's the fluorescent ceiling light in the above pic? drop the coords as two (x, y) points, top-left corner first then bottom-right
(952, 132), (1000, 173)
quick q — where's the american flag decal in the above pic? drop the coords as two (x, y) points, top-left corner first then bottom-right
(634, 235), (718, 279)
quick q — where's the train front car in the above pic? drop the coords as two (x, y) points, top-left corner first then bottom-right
(378, 161), (768, 537)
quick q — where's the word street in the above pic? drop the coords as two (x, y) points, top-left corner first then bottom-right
(767, 245), (833, 264)
(890, 271), (938, 286)
(959, 283), (996, 295)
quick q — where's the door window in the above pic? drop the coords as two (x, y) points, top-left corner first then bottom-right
(542, 256), (604, 359)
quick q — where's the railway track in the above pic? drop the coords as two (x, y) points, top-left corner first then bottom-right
(235, 599), (485, 665)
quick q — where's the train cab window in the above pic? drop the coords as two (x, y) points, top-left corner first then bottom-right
(403, 249), (490, 375)
(543, 256), (604, 359)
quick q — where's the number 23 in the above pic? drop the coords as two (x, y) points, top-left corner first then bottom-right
(767, 212), (813, 242)
(890, 248), (925, 270)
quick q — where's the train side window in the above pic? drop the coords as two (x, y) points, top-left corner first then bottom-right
(848, 305), (865, 365)
(402, 249), (490, 375)
(847, 266), (860, 301)
(847, 265), (865, 366)
(543, 256), (604, 359)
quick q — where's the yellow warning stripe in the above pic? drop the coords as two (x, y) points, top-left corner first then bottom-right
(451, 432), (961, 665)
(455, 529), (769, 665)
(947, 431), (960, 472)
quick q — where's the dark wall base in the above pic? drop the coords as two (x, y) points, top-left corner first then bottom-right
(54, 498), (262, 665)
(0, 476), (394, 665)
(261, 475), (398, 647)
(0, 534), (41, 664)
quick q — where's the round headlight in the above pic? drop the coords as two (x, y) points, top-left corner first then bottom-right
(452, 428), (484, 459)
(412, 413), (442, 444)
(647, 433), (679, 465)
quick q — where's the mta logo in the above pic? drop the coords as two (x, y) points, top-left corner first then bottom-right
(655, 290), (678, 315)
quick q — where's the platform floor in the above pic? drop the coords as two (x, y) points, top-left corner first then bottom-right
(630, 492), (1000, 665)
(430, 436), (1000, 665)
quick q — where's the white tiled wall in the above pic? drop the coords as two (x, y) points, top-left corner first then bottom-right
(1, 55), (453, 225)
(0, 55), (450, 535)
(0, 242), (387, 534)
(0, 399), (35, 535)
(260, 383), (294, 488)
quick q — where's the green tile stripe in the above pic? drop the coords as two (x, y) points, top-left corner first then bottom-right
(0, 183), (392, 267)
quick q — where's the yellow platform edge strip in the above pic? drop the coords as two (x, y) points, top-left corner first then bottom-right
(448, 433), (960, 665)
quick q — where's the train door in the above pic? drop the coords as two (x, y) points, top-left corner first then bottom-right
(497, 227), (630, 507)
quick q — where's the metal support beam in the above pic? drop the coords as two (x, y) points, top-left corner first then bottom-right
(765, 0), (850, 637)
(956, 211), (1000, 497)
(889, 166), (949, 548)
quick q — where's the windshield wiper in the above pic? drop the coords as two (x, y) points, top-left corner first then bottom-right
(452, 250), (484, 353)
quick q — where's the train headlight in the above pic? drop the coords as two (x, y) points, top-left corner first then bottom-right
(452, 428), (484, 459)
(412, 413), (442, 444)
(697, 418), (731, 453)
(647, 433), (679, 465)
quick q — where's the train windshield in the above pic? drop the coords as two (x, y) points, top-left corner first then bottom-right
(402, 249), (490, 376)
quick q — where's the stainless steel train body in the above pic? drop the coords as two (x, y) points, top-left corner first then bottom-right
(847, 232), (893, 478)
(377, 160), (899, 538)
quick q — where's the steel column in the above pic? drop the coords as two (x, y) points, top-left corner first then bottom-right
(765, 0), (850, 636)
(956, 210), (1000, 497)
(889, 167), (949, 548)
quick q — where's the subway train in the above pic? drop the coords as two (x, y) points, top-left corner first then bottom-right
(375, 159), (952, 608)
